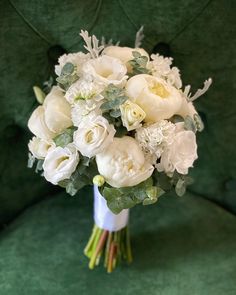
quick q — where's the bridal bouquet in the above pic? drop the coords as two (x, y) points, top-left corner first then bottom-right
(27, 29), (212, 272)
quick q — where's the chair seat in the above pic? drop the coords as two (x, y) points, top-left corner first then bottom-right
(0, 186), (235, 294)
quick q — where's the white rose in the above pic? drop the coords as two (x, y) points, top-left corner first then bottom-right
(73, 115), (116, 157)
(28, 106), (56, 140)
(96, 136), (154, 188)
(156, 123), (198, 175)
(120, 100), (146, 131)
(28, 87), (72, 139)
(103, 46), (149, 73)
(43, 144), (79, 185)
(82, 55), (127, 87)
(43, 86), (72, 133)
(126, 74), (183, 122)
(28, 136), (55, 159)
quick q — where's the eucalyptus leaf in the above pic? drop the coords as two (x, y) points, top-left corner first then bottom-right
(184, 115), (196, 133)
(27, 153), (35, 168)
(54, 127), (76, 147)
(175, 178), (186, 197)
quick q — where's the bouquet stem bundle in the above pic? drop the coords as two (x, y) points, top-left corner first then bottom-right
(84, 224), (132, 273)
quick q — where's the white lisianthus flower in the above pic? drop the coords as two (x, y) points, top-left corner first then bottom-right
(73, 115), (116, 157)
(71, 99), (102, 127)
(28, 106), (56, 140)
(28, 136), (55, 159)
(65, 79), (104, 104)
(120, 100), (146, 131)
(43, 86), (72, 134)
(96, 136), (154, 188)
(135, 120), (176, 163)
(82, 55), (128, 87)
(55, 52), (90, 76)
(126, 74), (183, 122)
(156, 123), (198, 175)
(103, 46), (149, 73)
(43, 144), (79, 185)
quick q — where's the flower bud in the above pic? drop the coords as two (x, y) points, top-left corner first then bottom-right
(93, 175), (105, 187)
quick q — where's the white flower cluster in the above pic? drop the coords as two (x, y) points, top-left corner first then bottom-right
(27, 30), (212, 189)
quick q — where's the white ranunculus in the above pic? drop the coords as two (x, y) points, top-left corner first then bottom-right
(71, 99), (102, 127)
(126, 74), (183, 122)
(43, 86), (72, 133)
(103, 46), (149, 73)
(73, 115), (116, 157)
(28, 106), (56, 140)
(28, 137), (55, 159)
(55, 52), (90, 76)
(156, 123), (198, 175)
(120, 100), (146, 131)
(96, 136), (154, 188)
(82, 55), (128, 87)
(43, 144), (79, 185)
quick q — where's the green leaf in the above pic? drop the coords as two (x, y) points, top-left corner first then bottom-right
(184, 115), (196, 133)
(27, 153), (35, 168)
(110, 109), (121, 118)
(33, 86), (46, 104)
(175, 178), (186, 197)
(35, 160), (44, 173)
(193, 113), (204, 132)
(101, 96), (127, 111)
(54, 127), (76, 147)
(128, 51), (150, 76)
(61, 62), (75, 76)
(102, 187), (137, 214)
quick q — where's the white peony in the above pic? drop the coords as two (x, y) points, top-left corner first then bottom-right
(120, 100), (146, 131)
(103, 46), (149, 73)
(28, 137), (55, 159)
(71, 99), (102, 127)
(82, 55), (128, 87)
(43, 86), (72, 134)
(96, 136), (154, 188)
(28, 106), (56, 140)
(43, 144), (79, 185)
(73, 115), (116, 157)
(126, 74), (183, 122)
(135, 120), (176, 163)
(55, 52), (90, 76)
(156, 123), (198, 175)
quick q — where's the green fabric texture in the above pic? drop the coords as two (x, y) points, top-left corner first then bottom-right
(0, 0), (236, 293)
(0, 186), (236, 294)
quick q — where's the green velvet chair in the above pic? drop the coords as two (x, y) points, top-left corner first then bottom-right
(1, 0), (236, 294)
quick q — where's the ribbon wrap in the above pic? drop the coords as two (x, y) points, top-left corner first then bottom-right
(93, 185), (129, 231)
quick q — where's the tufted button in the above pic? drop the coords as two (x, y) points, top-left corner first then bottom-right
(47, 45), (67, 63)
(152, 42), (171, 57)
(4, 124), (23, 143)
(224, 179), (236, 191)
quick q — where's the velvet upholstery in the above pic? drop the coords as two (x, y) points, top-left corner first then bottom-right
(0, 0), (236, 293)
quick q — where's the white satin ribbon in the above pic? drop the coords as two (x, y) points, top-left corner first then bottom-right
(93, 185), (129, 231)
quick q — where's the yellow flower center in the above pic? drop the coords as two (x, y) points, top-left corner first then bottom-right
(149, 82), (169, 98)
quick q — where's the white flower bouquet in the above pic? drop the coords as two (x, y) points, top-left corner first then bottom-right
(27, 29), (212, 272)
